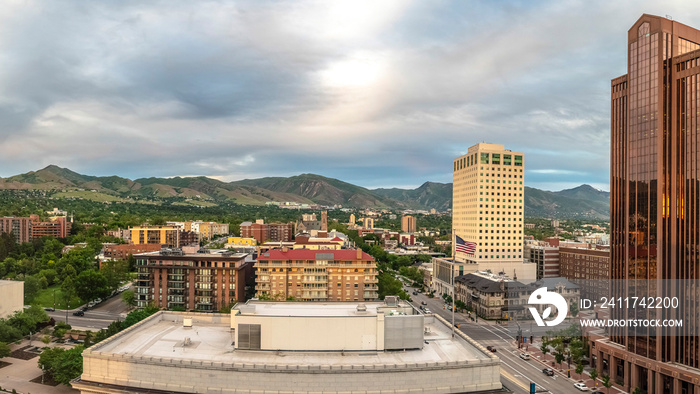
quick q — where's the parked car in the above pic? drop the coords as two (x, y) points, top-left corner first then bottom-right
(73, 310), (84, 316)
(573, 383), (589, 391)
(486, 346), (497, 352)
(421, 301), (427, 305)
(412, 291), (418, 295)
(519, 353), (530, 360)
(542, 368), (554, 376)
(424, 308), (432, 314)
(44, 307), (55, 312)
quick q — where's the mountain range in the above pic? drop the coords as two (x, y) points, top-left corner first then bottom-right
(0, 165), (610, 219)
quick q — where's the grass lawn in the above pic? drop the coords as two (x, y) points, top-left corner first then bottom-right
(32, 284), (84, 309)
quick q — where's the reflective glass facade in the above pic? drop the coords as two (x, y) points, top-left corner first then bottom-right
(606, 14), (700, 391)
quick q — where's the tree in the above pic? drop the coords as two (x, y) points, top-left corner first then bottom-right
(121, 290), (136, 308)
(575, 362), (584, 379)
(569, 301), (579, 318)
(601, 374), (612, 394)
(74, 270), (111, 303)
(590, 368), (598, 385)
(540, 340), (550, 361)
(61, 276), (77, 308)
(38, 345), (84, 385)
(23, 275), (41, 303)
(0, 342), (10, 359)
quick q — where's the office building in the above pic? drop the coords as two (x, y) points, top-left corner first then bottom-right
(401, 215), (417, 233)
(0, 216), (32, 244)
(255, 249), (378, 301)
(73, 300), (501, 394)
(524, 243), (560, 279)
(240, 220), (294, 244)
(592, 14), (700, 393)
(133, 248), (252, 311)
(0, 280), (23, 318)
(452, 143), (534, 280)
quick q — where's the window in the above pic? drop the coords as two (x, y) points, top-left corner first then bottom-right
(492, 154), (500, 165)
(514, 155), (523, 166)
(480, 152), (489, 164)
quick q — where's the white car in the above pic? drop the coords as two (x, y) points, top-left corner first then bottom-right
(519, 353), (530, 360)
(573, 383), (589, 391)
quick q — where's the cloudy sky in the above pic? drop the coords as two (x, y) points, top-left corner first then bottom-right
(1, 0), (698, 191)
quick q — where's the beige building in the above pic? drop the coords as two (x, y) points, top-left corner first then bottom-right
(401, 215), (416, 233)
(130, 225), (180, 248)
(0, 280), (23, 318)
(73, 300), (502, 394)
(452, 143), (535, 280)
(256, 249), (378, 301)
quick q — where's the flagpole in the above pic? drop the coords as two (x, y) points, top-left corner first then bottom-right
(452, 229), (455, 339)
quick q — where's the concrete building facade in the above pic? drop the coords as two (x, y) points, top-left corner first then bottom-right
(524, 244), (560, 280)
(73, 302), (502, 394)
(0, 280), (23, 318)
(452, 143), (532, 280)
(401, 215), (417, 233)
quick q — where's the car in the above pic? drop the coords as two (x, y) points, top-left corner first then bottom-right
(486, 346), (497, 352)
(542, 368), (554, 376)
(73, 311), (84, 316)
(44, 307), (55, 312)
(421, 301), (427, 305)
(424, 308), (432, 314)
(412, 291), (418, 295)
(519, 353), (530, 360)
(573, 383), (589, 391)
(81, 306), (89, 311)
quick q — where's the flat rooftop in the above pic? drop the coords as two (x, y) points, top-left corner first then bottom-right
(89, 312), (493, 367)
(236, 301), (410, 317)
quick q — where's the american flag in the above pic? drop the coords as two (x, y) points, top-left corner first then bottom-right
(455, 235), (476, 255)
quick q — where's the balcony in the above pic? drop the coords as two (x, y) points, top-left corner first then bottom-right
(255, 285), (270, 291)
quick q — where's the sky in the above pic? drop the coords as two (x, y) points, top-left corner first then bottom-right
(1, 1), (699, 192)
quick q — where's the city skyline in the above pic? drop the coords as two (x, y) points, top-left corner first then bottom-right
(2, 1), (700, 192)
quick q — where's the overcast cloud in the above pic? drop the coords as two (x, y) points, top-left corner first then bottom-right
(1, 0), (698, 191)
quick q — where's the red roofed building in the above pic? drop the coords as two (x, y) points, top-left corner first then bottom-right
(256, 249), (378, 301)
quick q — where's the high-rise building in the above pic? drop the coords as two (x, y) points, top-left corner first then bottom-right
(559, 246), (609, 301)
(401, 215), (416, 233)
(29, 215), (71, 239)
(524, 243), (560, 279)
(452, 143), (534, 280)
(593, 14), (700, 392)
(349, 213), (356, 225)
(255, 249), (378, 301)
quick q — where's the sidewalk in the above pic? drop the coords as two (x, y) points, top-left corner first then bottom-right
(1, 339), (78, 394)
(524, 338), (627, 393)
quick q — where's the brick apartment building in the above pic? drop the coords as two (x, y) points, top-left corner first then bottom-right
(130, 226), (199, 248)
(240, 221), (294, 244)
(30, 215), (71, 239)
(559, 246), (610, 301)
(133, 248), (253, 311)
(103, 244), (163, 261)
(0, 217), (32, 244)
(255, 248), (378, 301)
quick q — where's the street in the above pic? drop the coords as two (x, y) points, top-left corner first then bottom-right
(405, 285), (585, 394)
(47, 291), (130, 331)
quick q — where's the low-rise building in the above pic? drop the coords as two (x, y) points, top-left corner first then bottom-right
(454, 272), (532, 320)
(0, 280), (23, 318)
(73, 300), (501, 394)
(30, 215), (71, 239)
(130, 225), (181, 248)
(103, 244), (163, 261)
(256, 249), (378, 301)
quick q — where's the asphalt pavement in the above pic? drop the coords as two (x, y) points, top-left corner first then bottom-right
(47, 289), (130, 331)
(405, 285), (586, 394)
